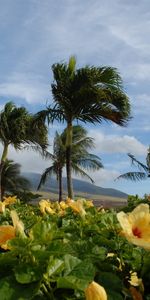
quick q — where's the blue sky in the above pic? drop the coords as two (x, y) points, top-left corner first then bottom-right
(0, 0), (150, 196)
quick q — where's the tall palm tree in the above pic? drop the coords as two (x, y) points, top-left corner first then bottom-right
(37, 125), (103, 201)
(1, 159), (31, 199)
(0, 101), (48, 200)
(37, 56), (131, 198)
(116, 148), (150, 181)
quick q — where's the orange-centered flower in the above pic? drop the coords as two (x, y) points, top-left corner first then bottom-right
(117, 204), (150, 250)
(0, 225), (15, 249)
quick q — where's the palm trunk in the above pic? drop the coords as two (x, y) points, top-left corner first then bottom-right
(66, 123), (74, 199)
(0, 143), (8, 201)
(58, 168), (63, 202)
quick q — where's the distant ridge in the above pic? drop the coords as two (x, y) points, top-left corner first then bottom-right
(23, 172), (128, 199)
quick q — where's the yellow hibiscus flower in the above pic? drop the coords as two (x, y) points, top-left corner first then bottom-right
(68, 199), (86, 217)
(0, 210), (25, 250)
(39, 199), (55, 215)
(60, 201), (68, 210)
(85, 281), (107, 300)
(0, 225), (15, 249)
(117, 204), (150, 249)
(3, 195), (17, 206)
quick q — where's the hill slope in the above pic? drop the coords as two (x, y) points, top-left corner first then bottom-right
(23, 172), (128, 199)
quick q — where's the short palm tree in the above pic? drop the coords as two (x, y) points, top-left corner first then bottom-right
(37, 125), (103, 201)
(0, 101), (48, 200)
(37, 56), (131, 198)
(117, 148), (150, 181)
(1, 159), (31, 199)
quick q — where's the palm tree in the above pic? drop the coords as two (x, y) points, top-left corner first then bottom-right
(0, 101), (48, 200)
(37, 56), (131, 198)
(116, 148), (150, 181)
(1, 159), (31, 199)
(37, 125), (103, 201)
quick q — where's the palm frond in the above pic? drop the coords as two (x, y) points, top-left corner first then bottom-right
(128, 153), (148, 172)
(75, 155), (103, 170)
(117, 172), (147, 181)
(37, 166), (56, 190)
(24, 145), (55, 161)
(72, 164), (94, 183)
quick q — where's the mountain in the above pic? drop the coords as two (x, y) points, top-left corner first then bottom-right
(23, 172), (128, 199)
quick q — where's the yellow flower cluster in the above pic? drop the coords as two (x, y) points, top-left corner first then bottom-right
(39, 199), (55, 215)
(117, 204), (150, 250)
(0, 196), (18, 213)
(39, 198), (94, 217)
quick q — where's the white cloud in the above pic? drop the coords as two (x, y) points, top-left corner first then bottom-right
(89, 130), (147, 155)
(0, 144), (53, 174)
(88, 168), (120, 185)
(0, 72), (50, 104)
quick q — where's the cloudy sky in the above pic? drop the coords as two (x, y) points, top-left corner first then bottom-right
(0, 0), (150, 196)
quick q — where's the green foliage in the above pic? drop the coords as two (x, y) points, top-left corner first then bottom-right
(0, 197), (148, 299)
(1, 159), (31, 198)
(121, 194), (150, 212)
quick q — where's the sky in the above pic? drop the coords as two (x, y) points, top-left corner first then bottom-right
(0, 0), (150, 196)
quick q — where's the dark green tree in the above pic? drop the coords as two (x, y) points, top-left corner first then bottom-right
(37, 125), (103, 201)
(1, 159), (31, 199)
(37, 56), (131, 198)
(0, 101), (48, 200)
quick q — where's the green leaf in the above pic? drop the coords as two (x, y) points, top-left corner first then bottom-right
(0, 276), (39, 300)
(63, 254), (81, 275)
(57, 259), (95, 292)
(46, 258), (64, 277)
(97, 271), (123, 292)
(108, 290), (123, 300)
(57, 275), (88, 291)
(70, 259), (95, 281)
(15, 264), (42, 284)
(29, 221), (57, 243)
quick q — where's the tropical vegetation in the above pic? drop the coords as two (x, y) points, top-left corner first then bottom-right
(0, 194), (150, 299)
(0, 101), (48, 200)
(117, 148), (150, 181)
(1, 159), (31, 199)
(37, 125), (103, 202)
(37, 56), (131, 198)
(1, 57), (149, 299)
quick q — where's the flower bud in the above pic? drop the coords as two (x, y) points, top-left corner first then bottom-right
(85, 281), (107, 300)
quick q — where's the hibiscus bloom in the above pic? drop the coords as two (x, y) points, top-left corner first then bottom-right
(117, 204), (150, 250)
(3, 195), (17, 206)
(85, 281), (107, 300)
(0, 210), (25, 250)
(68, 199), (86, 217)
(39, 199), (55, 215)
(0, 225), (15, 249)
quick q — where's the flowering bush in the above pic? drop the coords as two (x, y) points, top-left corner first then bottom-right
(0, 195), (150, 299)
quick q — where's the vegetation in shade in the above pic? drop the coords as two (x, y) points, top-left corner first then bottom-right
(37, 125), (103, 202)
(0, 102), (48, 200)
(1, 159), (31, 199)
(37, 56), (131, 198)
(0, 194), (150, 299)
(116, 148), (150, 181)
